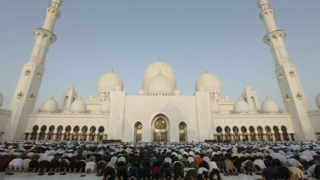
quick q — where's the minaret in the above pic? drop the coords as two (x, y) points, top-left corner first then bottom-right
(3, 0), (62, 140)
(257, 0), (316, 140)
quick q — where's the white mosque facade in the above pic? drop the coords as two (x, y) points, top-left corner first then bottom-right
(1, 0), (320, 142)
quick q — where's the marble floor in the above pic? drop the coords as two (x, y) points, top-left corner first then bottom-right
(0, 172), (315, 180)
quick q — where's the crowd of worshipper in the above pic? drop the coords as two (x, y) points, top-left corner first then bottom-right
(1, 140), (320, 179)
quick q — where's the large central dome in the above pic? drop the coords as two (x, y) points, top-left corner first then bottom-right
(97, 72), (123, 92)
(195, 72), (222, 93)
(143, 59), (176, 89)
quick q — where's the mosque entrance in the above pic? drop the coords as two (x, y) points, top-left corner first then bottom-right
(153, 117), (168, 142)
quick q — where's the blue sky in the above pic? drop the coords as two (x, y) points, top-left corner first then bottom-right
(0, 0), (319, 111)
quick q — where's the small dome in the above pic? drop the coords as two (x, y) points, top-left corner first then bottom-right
(97, 72), (123, 93)
(245, 86), (251, 91)
(68, 84), (75, 90)
(89, 94), (94, 99)
(0, 92), (3, 107)
(147, 74), (173, 96)
(70, 98), (87, 113)
(211, 101), (220, 113)
(40, 97), (58, 113)
(224, 95), (230, 102)
(316, 93), (320, 109)
(261, 98), (279, 113)
(100, 100), (111, 113)
(233, 99), (249, 113)
(196, 72), (222, 93)
(143, 60), (176, 89)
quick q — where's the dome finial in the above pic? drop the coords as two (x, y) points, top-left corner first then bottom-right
(158, 56), (161, 62)
(205, 66), (208, 73)
(111, 67), (114, 73)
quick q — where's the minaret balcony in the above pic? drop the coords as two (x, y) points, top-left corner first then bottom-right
(263, 30), (286, 45)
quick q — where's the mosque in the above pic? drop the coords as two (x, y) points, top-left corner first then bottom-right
(0, 0), (320, 143)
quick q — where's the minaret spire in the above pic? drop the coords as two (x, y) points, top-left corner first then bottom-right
(258, 0), (315, 140)
(3, 0), (63, 140)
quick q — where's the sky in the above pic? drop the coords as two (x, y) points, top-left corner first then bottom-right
(0, 0), (320, 111)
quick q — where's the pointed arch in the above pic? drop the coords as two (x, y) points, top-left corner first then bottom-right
(134, 122), (143, 142)
(64, 125), (71, 141)
(241, 126), (248, 141)
(89, 126), (96, 141)
(38, 125), (47, 140)
(216, 126), (223, 143)
(250, 96), (257, 109)
(224, 126), (231, 141)
(249, 126), (256, 141)
(47, 125), (55, 140)
(257, 126), (264, 141)
(98, 126), (105, 142)
(30, 125), (39, 140)
(81, 126), (88, 141)
(73, 126), (80, 141)
(281, 126), (289, 141)
(63, 96), (69, 108)
(179, 122), (187, 142)
(151, 114), (170, 142)
(233, 126), (240, 142)
(273, 126), (281, 141)
(265, 126), (272, 141)
(56, 125), (63, 141)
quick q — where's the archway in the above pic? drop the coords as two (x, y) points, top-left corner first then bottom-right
(89, 126), (96, 141)
(73, 126), (80, 141)
(216, 126), (223, 143)
(56, 125), (63, 141)
(249, 126), (256, 141)
(47, 125), (55, 140)
(81, 126), (88, 141)
(152, 115), (169, 142)
(233, 126), (240, 142)
(257, 126), (264, 141)
(241, 126), (248, 141)
(98, 126), (105, 141)
(224, 126), (231, 142)
(265, 126), (272, 141)
(39, 125), (47, 140)
(30, 125), (39, 140)
(134, 122), (143, 142)
(281, 126), (289, 141)
(64, 126), (71, 141)
(273, 126), (281, 141)
(179, 122), (187, 142)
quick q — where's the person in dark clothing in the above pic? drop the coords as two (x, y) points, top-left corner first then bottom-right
(172, 160), (184, 180)
(128, 161), (140, 179)
(197, 160), (209, 180)
(117, 161), (128, 180)
(152, 161), (162, 180)
(262, 159), (279, 180)
(162, 161), (172, 179)
(140, 159), (151, 180)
